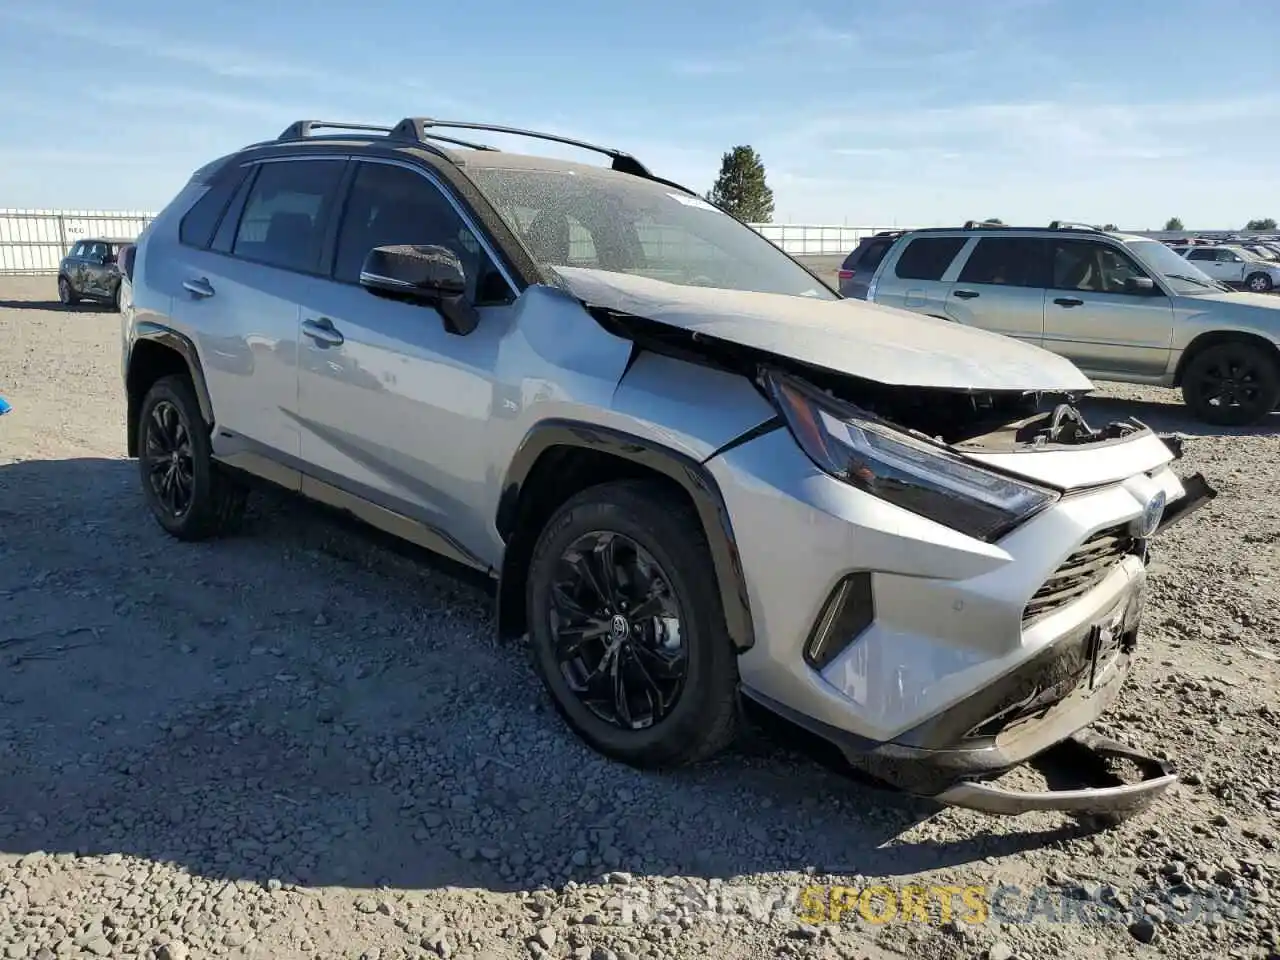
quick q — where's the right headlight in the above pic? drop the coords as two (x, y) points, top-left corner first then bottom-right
(762, 369), (1060, 542)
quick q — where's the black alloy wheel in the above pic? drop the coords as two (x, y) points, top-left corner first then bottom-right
(143, 399), (196, 520)
(1181, 341), (1280, 426)
(549, 530), (688, 731)
(135, 374), (248, 540)
(526, 480), (741, 769)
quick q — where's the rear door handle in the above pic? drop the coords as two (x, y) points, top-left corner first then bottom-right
(953, 290), (980, 299)
(1054, 297), (1084, 308)
(183, 277), (215, 298)
(301, 317), (345, 347)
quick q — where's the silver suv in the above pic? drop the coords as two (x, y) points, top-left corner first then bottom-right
(122, 120), (1216, 821)
(859, 222), (1280, 425)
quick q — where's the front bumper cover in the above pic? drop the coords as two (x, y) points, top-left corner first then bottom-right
(743, 469), (1216, 821)
(935, 730), (1176, 819)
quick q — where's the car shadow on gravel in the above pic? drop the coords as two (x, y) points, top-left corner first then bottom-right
(0, 298), (114, 312)
(0, 455), (1090, 898)
(1078, 394), (1280, 437)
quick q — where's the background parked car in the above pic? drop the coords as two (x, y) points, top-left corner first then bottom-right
(1181, 244), (1280, 292)
(1240, 242), (1280, 262)
(836, 231), (901, 299)
(852, 221), (1280, 424)
(57, 237), (131, 310)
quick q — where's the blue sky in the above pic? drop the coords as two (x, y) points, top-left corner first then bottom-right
(1, 0), (1276, 229)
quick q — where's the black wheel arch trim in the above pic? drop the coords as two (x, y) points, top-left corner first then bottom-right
(495, 419), (758, 652)
(127, 323), (215, 456)
(1173, 329), (1280, 386)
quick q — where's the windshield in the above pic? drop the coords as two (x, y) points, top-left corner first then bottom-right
(466, 164), (836, 300)
(1126, 239), (1228, 296)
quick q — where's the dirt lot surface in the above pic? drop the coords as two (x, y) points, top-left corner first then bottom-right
(2, 273), (1279, 960)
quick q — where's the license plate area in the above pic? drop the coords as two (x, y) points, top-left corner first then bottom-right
(1086, 587), (1143, 689)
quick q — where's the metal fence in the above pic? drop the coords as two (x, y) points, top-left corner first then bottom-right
(0, 209), (156, 275)
(5, 207), (1269, 276)
(752, 223), (907, 256)
(0, 208), (904, 275)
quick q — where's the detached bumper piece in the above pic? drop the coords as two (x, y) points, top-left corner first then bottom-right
(933, 729), (1177, 821)
(1154, 472), (1217, 537)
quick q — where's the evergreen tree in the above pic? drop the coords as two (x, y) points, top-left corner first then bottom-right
(1164, 217), (1184, 231)
(707, 146), (774, 223)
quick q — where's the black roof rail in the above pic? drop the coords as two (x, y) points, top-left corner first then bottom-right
(271, 116), (690, 193)
(391, 117), (655, 178)
(275, 119), (500, 154)
(277, 120), (393, 140)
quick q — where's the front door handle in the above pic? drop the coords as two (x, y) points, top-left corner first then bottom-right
(301, 317), (344, 347)
(953, 289), (980, 299)
(1054, 297), (1084, 308)
(183, 277), (215, 298)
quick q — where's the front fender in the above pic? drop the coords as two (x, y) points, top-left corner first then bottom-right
(495, 418), (761, 653)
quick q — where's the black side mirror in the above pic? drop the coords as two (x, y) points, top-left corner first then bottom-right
(359, 244), (477, 335)
(1125, 276), (1157, 295)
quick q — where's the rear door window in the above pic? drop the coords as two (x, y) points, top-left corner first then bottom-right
(957, 237), (1050, 288)
(893, 236), (966, 281)
(230, 159), (347, 274)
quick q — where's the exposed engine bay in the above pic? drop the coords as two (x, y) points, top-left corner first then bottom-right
(590, 305), (1151, 451)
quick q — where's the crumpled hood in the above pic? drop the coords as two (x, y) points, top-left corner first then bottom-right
(554, 266), (1095, 393)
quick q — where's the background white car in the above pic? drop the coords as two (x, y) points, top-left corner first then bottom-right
(1177, 244), (1280, 293)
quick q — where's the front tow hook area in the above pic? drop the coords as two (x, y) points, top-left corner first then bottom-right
(932, 729), (1177, 822)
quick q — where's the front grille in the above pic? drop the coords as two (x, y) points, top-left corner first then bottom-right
(1023, 523), (1135, 625)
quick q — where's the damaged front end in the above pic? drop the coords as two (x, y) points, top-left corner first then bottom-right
(590, 301), (1217, 823)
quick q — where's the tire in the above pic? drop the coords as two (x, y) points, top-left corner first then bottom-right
(136, 374), (248, 540)
(1245, 272), (1274, 293)
(526, 479), (741, 769)
(112, 283), (122, 312)
(57, 275), (79, 306)
(1180, 340), (1280, 426)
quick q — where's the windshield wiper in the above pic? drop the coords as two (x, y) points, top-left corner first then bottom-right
(1165, 272), (1229, 291)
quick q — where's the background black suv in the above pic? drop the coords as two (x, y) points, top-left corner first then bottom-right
(57, 237), (132, 309)
(836, 230), (902, 299)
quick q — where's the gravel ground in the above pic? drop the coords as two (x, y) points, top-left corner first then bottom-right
(1, 274), (1279, 960)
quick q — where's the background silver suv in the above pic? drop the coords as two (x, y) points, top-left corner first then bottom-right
(859, 222), (1280, 425)
(121, 121), (1210, 820)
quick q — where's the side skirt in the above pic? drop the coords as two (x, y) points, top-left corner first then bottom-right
(212, 442), (494, 580)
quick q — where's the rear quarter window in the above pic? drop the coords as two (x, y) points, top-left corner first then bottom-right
(179, 171), (247, 250)
(845, 237), (893, 273)
(893, 236), (967, 281)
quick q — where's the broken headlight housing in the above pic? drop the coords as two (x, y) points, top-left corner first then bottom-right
(763, 369), (1059, 542)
